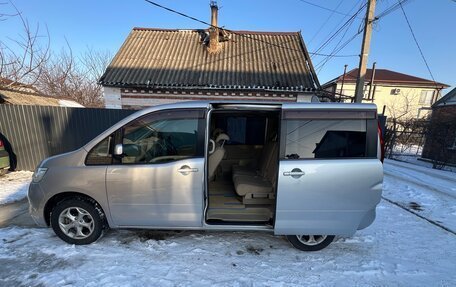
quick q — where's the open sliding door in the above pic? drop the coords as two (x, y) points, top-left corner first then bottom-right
(274, 104), (383, 236)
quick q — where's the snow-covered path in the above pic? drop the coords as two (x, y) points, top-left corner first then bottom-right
(383, 159), (456, 232)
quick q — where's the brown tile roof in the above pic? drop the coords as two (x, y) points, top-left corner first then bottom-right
(323, 68), (449, 88)
(100, 28), (319, 92)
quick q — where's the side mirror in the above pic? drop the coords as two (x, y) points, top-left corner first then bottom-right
(114, 144), (123, 156)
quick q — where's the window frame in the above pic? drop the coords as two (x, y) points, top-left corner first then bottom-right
(419, 90), (435, 105)
(84, 133), (115, 166)
(279, 110), (378, 161)
(85, 108), (206, 166)
(116, 108), (206, 165)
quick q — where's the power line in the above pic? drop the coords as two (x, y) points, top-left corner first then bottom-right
(308, 0), (345, 45)
(397, 0), (439, 88)
(315, 32), (361, 73)
(314, 0), (414, 73)
(377, 0), (412, 19)
(143, 0), (358, 58)
(313, 2), (367, 55)
(314, 1), (366, 71)
(296, 0), (361, 18)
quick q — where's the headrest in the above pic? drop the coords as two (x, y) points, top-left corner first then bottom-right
(216, 133), (230, 143)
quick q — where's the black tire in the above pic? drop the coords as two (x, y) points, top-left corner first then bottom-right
(287, 235), (335, 251)
(50, 197), (105, 245)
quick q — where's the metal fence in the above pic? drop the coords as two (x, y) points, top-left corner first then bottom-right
(0, 105), (134, 171)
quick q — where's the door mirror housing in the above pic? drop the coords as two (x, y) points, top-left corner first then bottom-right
(114, 144), (123, 156)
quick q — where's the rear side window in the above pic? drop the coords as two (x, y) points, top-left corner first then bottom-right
(284, 120), (368, 159)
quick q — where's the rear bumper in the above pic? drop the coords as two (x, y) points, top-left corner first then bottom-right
(357, 208), (376, 230)
(28, 183), (47, 227)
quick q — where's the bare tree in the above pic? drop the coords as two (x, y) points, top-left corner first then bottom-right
(0, 1), (50, 86)
(1, 1), (112, 107)
(36, 46), (112, 107)
(384, 91), (429, 158)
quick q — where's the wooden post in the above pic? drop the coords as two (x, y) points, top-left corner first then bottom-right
(367, 62), (376, 100)
(339, 64), (348, 102)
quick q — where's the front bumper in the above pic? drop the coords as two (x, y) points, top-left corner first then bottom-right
(28, 183), (47, 226)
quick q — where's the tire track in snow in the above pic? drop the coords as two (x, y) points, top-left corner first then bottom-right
(381, 196), (456, 236)
(385, 159), (455, 182)
(384, 170), (456, 200)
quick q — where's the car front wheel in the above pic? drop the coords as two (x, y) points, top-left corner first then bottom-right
(286, 235), (335, 251)
(50, 197), (105, 245)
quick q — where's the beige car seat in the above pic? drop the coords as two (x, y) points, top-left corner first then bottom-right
(208, 133), (229, 181)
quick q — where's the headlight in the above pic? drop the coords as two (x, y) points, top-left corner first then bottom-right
(32, 167), (48, 183)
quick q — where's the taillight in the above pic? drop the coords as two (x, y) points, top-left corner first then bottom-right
(377, 121), (385, 163)
(0, 140), (3, 148)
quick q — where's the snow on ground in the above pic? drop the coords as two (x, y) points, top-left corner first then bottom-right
(389, 154), (456, 173)
(384, 160), (456, 231)
(1, 200), (455, 286)
(0, 171), (33, 205)
(0, 161), (455, 286)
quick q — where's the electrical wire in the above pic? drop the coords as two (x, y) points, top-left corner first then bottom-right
(143, 0), (358, 58)
(397, 0), (440, 88)
(313, 1), (366, 72)
(312, 2), (367, 56)
(315, 0), (415, 73)
(295, 0), (360, 17)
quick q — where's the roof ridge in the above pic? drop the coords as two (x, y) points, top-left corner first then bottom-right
(132, 27), (300, 35)
(329, 68), (448, 87)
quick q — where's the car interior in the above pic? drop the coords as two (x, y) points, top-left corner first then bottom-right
(206, 107), (280, 225)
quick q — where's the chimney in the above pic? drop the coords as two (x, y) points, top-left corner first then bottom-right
(207, 1), (220, 54)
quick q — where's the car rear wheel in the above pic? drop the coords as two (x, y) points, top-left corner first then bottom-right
(286, 235), (335, 251)
(50, 197), (105, 245)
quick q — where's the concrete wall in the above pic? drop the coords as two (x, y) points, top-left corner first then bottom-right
(103, 87), (122, 109)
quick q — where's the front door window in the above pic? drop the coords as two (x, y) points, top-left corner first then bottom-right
(121, 110), (205, 164)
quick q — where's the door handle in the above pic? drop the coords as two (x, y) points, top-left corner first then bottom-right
(178, 165), (199, 175)
(283, 168), (305, 178)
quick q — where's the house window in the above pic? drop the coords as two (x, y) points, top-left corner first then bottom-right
(419, 90), (435, 105)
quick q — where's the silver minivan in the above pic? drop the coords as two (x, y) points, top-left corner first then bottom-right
(28, 101), (384, 251)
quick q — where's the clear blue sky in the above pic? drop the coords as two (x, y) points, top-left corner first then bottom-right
(2, 0), (455, 92)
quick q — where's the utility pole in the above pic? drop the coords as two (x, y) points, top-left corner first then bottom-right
(354, 0), (377, 103)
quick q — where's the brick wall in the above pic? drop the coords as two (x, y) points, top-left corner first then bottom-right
(422, 105), (456, 165)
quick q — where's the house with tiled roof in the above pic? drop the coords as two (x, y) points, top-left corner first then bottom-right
(99, 3), (320, 109)
(322, 68), (449, 119)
